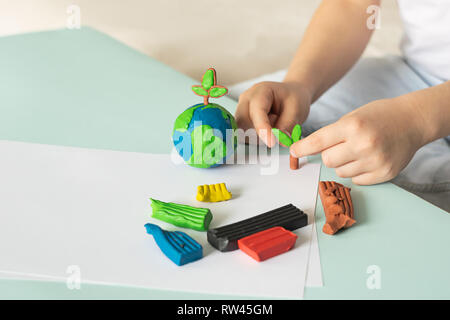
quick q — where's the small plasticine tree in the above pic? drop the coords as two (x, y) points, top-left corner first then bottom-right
(272, 124), (302, 170)
(191, 68), (228, 106)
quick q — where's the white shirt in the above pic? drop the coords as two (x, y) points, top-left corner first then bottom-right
(397, 0), (450, 81)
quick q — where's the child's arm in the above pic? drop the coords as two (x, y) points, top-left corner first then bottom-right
(235, 0), (380, 146)
(290, 81), (450, 185)
(284, 0), (380, 101)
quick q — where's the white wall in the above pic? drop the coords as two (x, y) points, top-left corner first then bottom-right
(0, 0), (402, 84)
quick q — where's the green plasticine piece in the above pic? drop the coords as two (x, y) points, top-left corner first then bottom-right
(291, 124), (302, 142)
(202, 68), (215, 90)
(150, 198), (213, 231)
(192, 85), (208, 97)
(209, 86), (227, 98)
(173, 103), (202, 133)
(188, 124), (227, 168)
(272, 128), (293, 147)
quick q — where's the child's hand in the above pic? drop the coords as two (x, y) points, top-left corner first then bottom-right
(235, 81), (312, 146)
(290, 97), (424, 185)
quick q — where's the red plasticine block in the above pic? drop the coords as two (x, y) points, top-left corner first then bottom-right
(238, 227), (298, 262)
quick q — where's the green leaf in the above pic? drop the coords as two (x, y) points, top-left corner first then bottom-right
(192, 85), (208, 96)
(209, 86), (228, 98)
(291, 124), (302, 142)
(272, 128), (293, 147)
(202, 69), (216, 90)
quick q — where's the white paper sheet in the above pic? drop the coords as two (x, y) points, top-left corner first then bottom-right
(0, 192), (324, 287)
(0, 140), (321, 298)
(305, 223), (323, 287)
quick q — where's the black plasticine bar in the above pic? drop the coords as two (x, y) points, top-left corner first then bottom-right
(207, 204), (307, 252)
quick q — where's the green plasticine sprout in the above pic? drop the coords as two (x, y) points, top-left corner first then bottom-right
(272, 124), (302, 147)
(191, 68), (228, 106)
(272, 124), (303, 170)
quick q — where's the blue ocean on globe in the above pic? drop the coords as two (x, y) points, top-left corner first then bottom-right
(172, 103), (237, 168)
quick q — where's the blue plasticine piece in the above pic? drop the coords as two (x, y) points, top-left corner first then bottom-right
(144, 223), (203, 266)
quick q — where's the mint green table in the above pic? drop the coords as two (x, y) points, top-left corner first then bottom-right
(0, 28), (448, 299)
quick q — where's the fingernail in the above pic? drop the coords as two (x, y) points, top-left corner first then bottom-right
(290, 147), (299, 158)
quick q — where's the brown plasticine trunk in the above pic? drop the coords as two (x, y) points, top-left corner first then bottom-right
(318, 181), (356, 235)
(290, 155), (299, 170)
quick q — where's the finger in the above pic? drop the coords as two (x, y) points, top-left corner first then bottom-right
(248, 93), (275, 147)
(290, 122), (345, 157)
(235, 97), (252, 130)
(335, 161), (367, 178)
(321, 142), (355, 168)
(274, 101), (300, 134)
(236, 97), (260, 145)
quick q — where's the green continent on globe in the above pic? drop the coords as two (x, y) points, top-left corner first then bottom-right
(173, 103), (203, 134)
(187, 124), (227, 168)
(200, 103), (238, 151)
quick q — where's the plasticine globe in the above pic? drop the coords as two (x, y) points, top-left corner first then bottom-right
(172, 103), (237, 168)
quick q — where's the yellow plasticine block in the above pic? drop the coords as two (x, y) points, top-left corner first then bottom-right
(196, 183), (232, 202)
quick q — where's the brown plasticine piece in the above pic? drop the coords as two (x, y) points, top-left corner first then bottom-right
(318, 181), (355, 235)
(290, 155), (299, 170)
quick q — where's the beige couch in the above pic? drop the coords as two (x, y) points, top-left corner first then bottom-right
(0, 0), (402, 84)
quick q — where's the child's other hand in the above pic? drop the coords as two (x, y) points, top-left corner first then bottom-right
(235, 81), (312, 147)
(290, 98), (424, 185)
